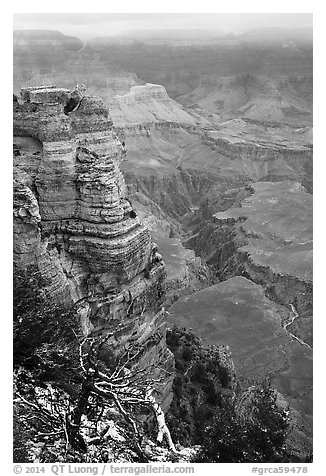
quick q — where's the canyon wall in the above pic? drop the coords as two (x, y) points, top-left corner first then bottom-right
(13, 86), (174, 410)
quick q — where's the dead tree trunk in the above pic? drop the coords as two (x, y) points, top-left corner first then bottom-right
(68, 369), (95, 450)
(71, 334), (177, 455)
(145, 389), (176, 452)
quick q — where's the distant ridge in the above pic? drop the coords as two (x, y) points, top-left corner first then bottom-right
(13, 29), (83, 45)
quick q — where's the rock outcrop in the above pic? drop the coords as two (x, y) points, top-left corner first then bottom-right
(13, 85), (174, 410)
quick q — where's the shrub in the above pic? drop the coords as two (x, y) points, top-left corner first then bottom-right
(13, 265), (80, 382)
(194, 382), (291, 463)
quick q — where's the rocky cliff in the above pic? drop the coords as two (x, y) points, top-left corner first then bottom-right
(13, 85), (174, 410)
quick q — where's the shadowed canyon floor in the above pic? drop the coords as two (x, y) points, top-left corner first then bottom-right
(167, 277), (313, 454)
(186, 181), (312, 346)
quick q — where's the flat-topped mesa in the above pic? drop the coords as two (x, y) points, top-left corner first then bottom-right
(110, 83), (197, 127)
(121, 84), (170, 103)
(13, 86), (174, 409)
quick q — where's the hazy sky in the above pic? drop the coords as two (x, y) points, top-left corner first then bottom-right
(13, 13), (313, 39)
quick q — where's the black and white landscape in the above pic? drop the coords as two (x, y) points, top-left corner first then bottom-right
(13, 13), (313, 464)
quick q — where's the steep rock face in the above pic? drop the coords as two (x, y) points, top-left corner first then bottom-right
(13, 86), (174, 410)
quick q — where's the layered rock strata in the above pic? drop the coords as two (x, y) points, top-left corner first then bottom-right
(202, 127), (313, 191)
(108, 84), (198, 127)
(13, 85), (174, 410)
